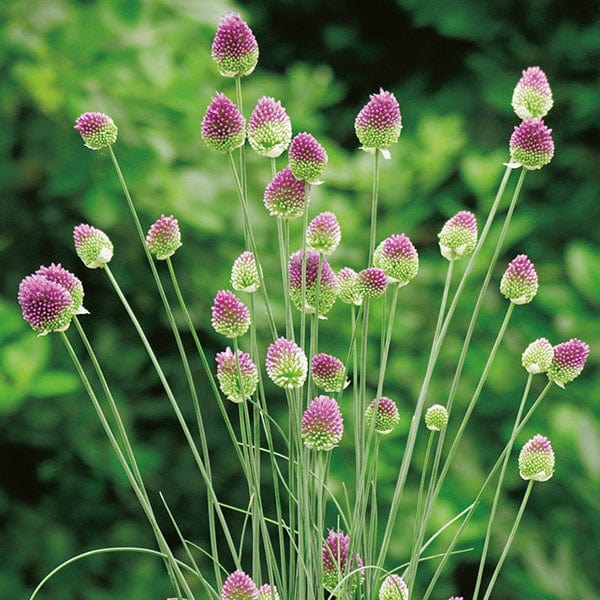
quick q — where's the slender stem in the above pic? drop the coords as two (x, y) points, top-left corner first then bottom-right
(300, 182), (311, 352)
(375, 283), (401, 398)
(277, 217), (294, 340)
(368, 150), (381, 264)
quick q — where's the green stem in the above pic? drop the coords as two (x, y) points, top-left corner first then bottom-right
(368, 150), (381, 264)
(300, 182), (311, 352)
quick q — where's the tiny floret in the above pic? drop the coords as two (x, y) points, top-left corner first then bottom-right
(146, 215), (182, 260)
(302, 395), (344, 451)
(257, 585), (280, 600)
(337, 267), (362, 305)
(447, 597), (464, 600)
(216, 346), (259, 403)
(357, 267), (388, 300)
(322, 529), (364, 593)
(263, 166), (307, 219)
(379, 574), (409, 600)
(547, 338), (589, 388)
(202, 92), (246, 153)
(365, 397), (400, 435)
(306, 212), (341, 255)
(500, 254), (538, 304)
(35, 263), (85, 315)
(438, 211), (478, 261)
(73, 223), (114, 269)
(248, 96), (292, 158)
(231, 251), (260, 293)
(425, 404), (449, 431)
(211, 290), (251, 338)
(221, 569), (259, 600)
(311, 353), (348, 393)
(521, 338), (554, 374)
(373, 234), (419, 285)
(512, 66), (553, 120)
(266, 337), (307, 389)
(288, 133), (328, 184)
(74, 112), (118, 150)
(289, 250), (338, 316)
(518, 434), (555, 482)
(509, 118), (554, 170)
(355, 89), (402, 157)
(211, 13), (259, 78)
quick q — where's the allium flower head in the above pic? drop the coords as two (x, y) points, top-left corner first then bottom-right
(289, 250), (337, 316)
(73, 224), (114, 269)
(35, 263), (85, 315)
(211, 290), (251, 338)
(355, 89), (402, 157)
(365, 397), (400, 435)
(322, 529), (364, 593)
(201, 92), (246, 153)
(379, 574), (409, 600)
(306, 212), (341, 255)
(337, 267), (362, 305)
(289, 133), (328, 184)
(518, 434), (555, 482)
(425, 404), (449, 431)
(512, 66), (553, 120)
(547, 338), (589, 388)
(373, 234), (419, 285)
(211, 13), (259, 78)
(500, 254), (538, 304)
(216, 346), (258, 403)
(257, 585), (280, 600)
(248, 96), (292, 158)
(74, 112), (118, 150)
(311, 353), (348, 393)
(266, 337), (307, 389)
(263, 166), (307, 219)
(438, 211), (478, 261)
(231, 251), (260, 293)
(522, 338), (554, 374)
(302, 395), (344, 451)
(145, 215), (182, 260)
(357, 267), (388, 300)
(221, 569), (259, 600)
(509, 118), (554, 170)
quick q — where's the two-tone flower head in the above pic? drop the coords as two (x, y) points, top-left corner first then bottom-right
(357, 267), (388, 300)
(379, 574), (409, 600)
(438, 211), (478, 261)
(355, 89), (402, 159)
(522, 338), (554, 374)
(289, 133), (328, 184)
(509, 118), (554, 170)
(231, 251), (260, 293)
(248, 96), (292, 158)
(74, 112), (118, 150)
(306, 212), (341, 255)
(425, 404), (449, 431)
(518, 434), (555, 482)
(257, 585), (280, 600)
(266, 337), (307, 389)
(263, 166), (307, 219)
(336, 267), (361, 305)
(211, 290), (251, 338)
(322, 529), (364, 593)
(201, 92), (246, 153)
(302, 395), (344, 451)
(365, 397), (400, 435)
(547, 338), (589, 388)
(500, 254), (538, 304)
(211, 13), (259, 78)
(35, 263), (86, 315)
(216, 347), (258, 403)
(311, 353), (349, 393)
(288, 250), (338, 316)
(373, 234), (419, 285)
(145, 215), (182, 260)
(512, 66), (553, 120)
(221, 569), (259, 600)
(73, 224), (114, 269)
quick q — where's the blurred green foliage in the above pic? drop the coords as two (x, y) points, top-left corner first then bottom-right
(1, 0), (598, 598)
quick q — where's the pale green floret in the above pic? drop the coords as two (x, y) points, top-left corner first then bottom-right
(83, 122), (118, 150)
(512, 87), (553, 120)
(355, 123), (402, 151)
(438, 226), (477, 261)
(519, 450), (554, 481)
(521, 339), (554, 374)
(425, 404), (449, 431)
(500, 275), (538, 305)
(290, 284), (337, 317)
(77, 235), (114, 269)
(147, 237), (182, 261)
(248, 122), (292, 158)
(217, 367), (258, 404)
(214, 49), (259, 78)
(509, 146), (552, 171)
(289, 160), (324, 184)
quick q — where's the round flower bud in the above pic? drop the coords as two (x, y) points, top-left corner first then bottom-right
(355, 89), (402, 156)
(211, 290), (251, 338)
(306, 212), (341, 255)
(146, 215), (182, 260)
(512, 66), (553, 120)
(216, 346), (258, 403)
(518, 434), (555, 482)
(289, 133), (328, 184)
(379, 574), (409, 600)
(425, 404), (449, 431)
(211, 13), (259, 78)
(266, 337), (307, 389)
(263, 166), (307, 219)
(302, 395), (344, 451)
(231, 251), (260, 293)
(547, 338), (590, 388)
(201, 92), (246, 153)
(221, 569), (259, 600)
(35, 263), (86, 315)
(357, 267), (388, 300)
(322, 529), (364, 594)
(337, 267), (362, 305)
(74, 112), (118, 150)
(73, 223), (114, 269)
(257, 585), (280, 600)
(521, 338), (554, 374)
(289, 250), (337, 316)
(248, 96), (292, 158)
(365, 397), (400, 435)
(509, 118), (554, 170)
(438, 211), (478, 261)
(500, 254), (538, 305)
(311, 353), (348, 393)
(373, 234), (419, 285)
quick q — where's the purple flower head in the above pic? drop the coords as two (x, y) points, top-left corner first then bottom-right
(248, 96), (292, 158)
(355, 89), (402, 156)
(512, 66), (553, 120)
(379, 574), (409, 600)
(311, 353), (349, 393)
(373, 234), (419, 285)
(35, 263), (85, 315)
(288, 250), (338, 316)
(365, 396), (400, 435)
(337, 267), (362, 305)
(216, 346), (258, 403)
(438, 211), (478, 261)
(302, 395), (344, 451)
(211, 13), (259, 78)
(211, 290), (251, 338)
(231, 251), (260, 293)
(500, 254), (538, 304)
(357, 267), (388, 300)
(306, 212), (341, 255)
(74, 112), (118, 150)
(522, 338), (554, 374)
(322, 529), (364, 593)
(425, 404), (449, 432)
(447, 597), (464, 600)
(509, 118), (554, 170)
(221, 569), (259, 600)
(263, 166), (307, 219)
(547, 338), (590, 388)
(201, 92), (246, 153)
(145, 215), (182, 260)
(73, 223), (114, 269)
(518, 434), (555, 482)
(18, 274), (74, 335)
(289, 133), (328, 184)
(266, 337), (307, 389)
(257, 585), (280, 600)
